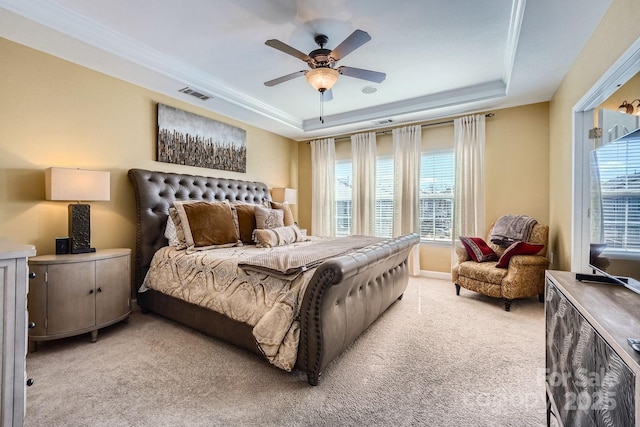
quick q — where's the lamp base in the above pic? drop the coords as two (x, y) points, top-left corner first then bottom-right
(71, 247), (96, 254)
(68, 203), (94, 254)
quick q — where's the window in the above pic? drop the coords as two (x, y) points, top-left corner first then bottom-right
(334, 149), (455, 242)
(375, 157), (394, 237)
(419, 150), (455, 242)
(594, 138), (640, 253)
(335, 160), (352, 236)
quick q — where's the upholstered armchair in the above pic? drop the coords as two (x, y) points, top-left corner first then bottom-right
(451, 222), (550, 311)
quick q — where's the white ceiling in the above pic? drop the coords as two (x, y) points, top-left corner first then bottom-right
(0, 0), (611, 141)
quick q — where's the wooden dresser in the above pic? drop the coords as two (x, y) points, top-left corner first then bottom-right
(28, 248), (131, 348)
(545, 270), (640, 426)
(0, 242), (36, 427)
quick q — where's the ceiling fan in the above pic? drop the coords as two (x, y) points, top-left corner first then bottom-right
(263, 29), (386, 102)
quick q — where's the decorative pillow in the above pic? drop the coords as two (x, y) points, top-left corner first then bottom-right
(164, 213), (179, 247)
(253, 225), (307, 248)
(173, 200), (241, 249)
(254, 205), (284, 229)
(459, 236), (498, 262)
(232, 202), (258, 244)
(167, 207), (188, 250)
(496, 241), (545, 268)
(270, 201), (295, 226)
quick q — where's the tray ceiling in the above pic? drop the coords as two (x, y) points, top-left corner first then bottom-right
(0, 0), (611, 140)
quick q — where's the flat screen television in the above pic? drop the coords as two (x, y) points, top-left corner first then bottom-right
(583, 127), (640, 294)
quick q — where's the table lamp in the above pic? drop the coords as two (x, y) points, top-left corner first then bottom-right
(270, 188), (297, 204)
(45, 167), (110, 254)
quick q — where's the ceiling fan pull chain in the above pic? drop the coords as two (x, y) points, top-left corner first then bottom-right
(320, 90), (324, 123)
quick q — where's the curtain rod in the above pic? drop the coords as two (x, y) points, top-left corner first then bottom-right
(306, 113), (495, 144)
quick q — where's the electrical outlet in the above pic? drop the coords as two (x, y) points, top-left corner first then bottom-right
(550, 252), (554, 264)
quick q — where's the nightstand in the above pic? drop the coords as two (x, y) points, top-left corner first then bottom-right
(28, 248), (131, 349)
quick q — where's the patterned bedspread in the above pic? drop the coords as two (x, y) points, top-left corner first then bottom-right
(140, 236), (382, 371)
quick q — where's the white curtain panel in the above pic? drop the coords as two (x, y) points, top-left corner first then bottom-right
(350, 132), (377, 235)
(310, 137), (336, 237)
(452, 114), (486, 266)
(392, 125), (421, 276)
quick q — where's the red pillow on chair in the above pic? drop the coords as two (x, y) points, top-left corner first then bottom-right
(459, 236), (498, 262)
(496, 241), (544, 268)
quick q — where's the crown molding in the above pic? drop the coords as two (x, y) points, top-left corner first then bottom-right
(503, 0), (526, 92)
(301, 80), (506, 131)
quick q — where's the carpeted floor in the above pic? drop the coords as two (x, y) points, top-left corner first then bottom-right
(25, 277), (550, 426)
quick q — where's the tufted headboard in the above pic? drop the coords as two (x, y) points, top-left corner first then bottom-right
(128, 168), (271, 289)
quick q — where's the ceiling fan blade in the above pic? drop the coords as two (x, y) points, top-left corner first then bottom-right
(264, 70), (306, 87)
(264, 71), (306, 87)
(265, 39), (310, 62)
(338, 66), (386, 83)
(330, 29), (371, 61)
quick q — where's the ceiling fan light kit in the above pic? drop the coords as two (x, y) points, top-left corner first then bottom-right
(305, 68), (340, 92)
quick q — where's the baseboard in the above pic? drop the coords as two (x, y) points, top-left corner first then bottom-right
(419, 270), (452, 281)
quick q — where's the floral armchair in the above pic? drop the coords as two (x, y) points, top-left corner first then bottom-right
(451, 222), (550, 311)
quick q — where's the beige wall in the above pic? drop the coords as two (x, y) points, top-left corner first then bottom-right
(11, 0), (637, 281)
(549, 0), (640, 271)
(598, 73), (640, 114)
(485, 103), (550, 230)
(0, 38), (296, 280)
(296, 102), (550, 273)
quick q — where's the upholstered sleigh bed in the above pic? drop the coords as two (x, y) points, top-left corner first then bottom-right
(128, 168), (419, 385)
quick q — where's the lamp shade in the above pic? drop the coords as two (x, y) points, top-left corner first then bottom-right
(305, 68), (339, 92)
(45, 167), (110, 202)
(271, 187), (297, 204)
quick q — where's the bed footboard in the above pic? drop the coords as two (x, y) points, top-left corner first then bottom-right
(296, 233), (420, 385)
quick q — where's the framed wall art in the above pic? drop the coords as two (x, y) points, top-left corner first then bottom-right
(157, 103), (246, 173)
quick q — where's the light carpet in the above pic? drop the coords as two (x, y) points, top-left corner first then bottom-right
(25, 277), (550, 426)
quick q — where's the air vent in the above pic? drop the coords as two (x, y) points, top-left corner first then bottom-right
(373, 118), (394, 125)
(179, 87), (212, 101)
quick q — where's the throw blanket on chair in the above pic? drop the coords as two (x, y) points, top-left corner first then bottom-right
(490, 215), (537, 247)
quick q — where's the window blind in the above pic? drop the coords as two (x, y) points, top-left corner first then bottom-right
(334, 150), (455, 241)
(597, 140), (640, 252)
(419, 150), (455, 242)
(335, 160), (352, 236)
(375, 156), (394, 238)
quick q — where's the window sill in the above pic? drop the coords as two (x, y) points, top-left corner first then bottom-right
(420, 239), (452, 247)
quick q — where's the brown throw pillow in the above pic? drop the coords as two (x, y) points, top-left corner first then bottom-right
(173, 200), (241, 249)
(270, 201), (295, 226)
(232, 202), (258, 244)
(254, 205), (284, 229)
